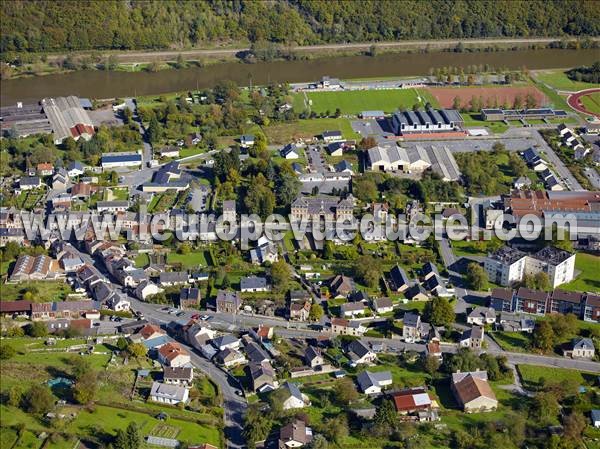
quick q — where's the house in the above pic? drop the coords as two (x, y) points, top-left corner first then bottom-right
(250, 361), (277, 393)
(157, 146), (180, 159)
(305, 346), (324, 368)
(185, 322), (216, 349)
(281, 143), (300, 159)
(0, 301), (32, 318)
(19, 176), (42, 190)
(149, 381), (189, 405)
(135, 281), (162, 301)
(222, 200), (236, 223)
(514, 287), (549, 315)
(423, 273), (451, 297)
(388, 265), (410, 293)
(356, 370), (393, 395)
(563, 337), (595, 359)
(159, 272), (189, 287)
(250, 238), (279, 265)
(158, 342), (191, 367)
(215, 290), (241, 314)
(240, 276), (269, 293)
(37, 163), (54, 176)
(329, 274), (355, 298)
(215, 348), (246, 367)
(372, 297), (394, 314)
(391, 387), (438, 420)
(240, 134), (255, 148)
(211, 334), (241, 351)
(345, 340), (377, 366)
(67, 161), (85, 178)
(514, 176), (532, 190)
(280, 382), (310, 410)
(321, 130), (343, 142)
(289, 298), (311, 321)
(459, 326), (485, 349)
(250, 325), (274, 342)
(403, 313), (428, 343)
(467, 307), (496, 325)
(245, 341), (270, 365)
(405, 284), (429, 301)
(340, 301), (367, 318)
(489, 288), (514, 312)
(137, 324), (166, 342)
(330, 318), (366, 336)
(591, 410), (600, 428)
(425, 339), (443, 362)
(9, 255), (61, 282)
(179, 287), (201, 309)
(451, 371), (498, 413)
(498, 312), (535, 333)
(279, 419), (313, 448)
(163, 366), (194, 385)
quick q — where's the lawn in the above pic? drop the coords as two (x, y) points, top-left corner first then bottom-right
(517, 365), (595, 391)
(491, 331), (531, 353)
(1, 281), (73, 302)
(561, 253), (600, 293)
(581, 92), (600, 115)
(167, 250), (209, 268)
(534, 70), (600, 92)
(263, 118), (359, 145)
(179, 146), (205, 159)
(297, 88), (438, 115)
(134, 253), (150, 268)
(461, 113), (508, 134)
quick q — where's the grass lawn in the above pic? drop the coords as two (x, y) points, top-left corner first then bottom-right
(297, 88), (438, 115)
(179, 146), (205, 159)
(450, 239), (489, 258)
(532, 78), (571, 111)
(134, 253), (150, 268)
(106, 187), (129, 201)
(534, 70), (600, 92)
(13, 430), (43, 449)
(1, 281), (73, 302)
(263, 118), (359, 145)
(167, 250), (209, 268)
(491, 331), (531, 353)
(581, 92), (600, 115)
(461, 113), (508, 134)
(560, 253), (600, 292)
(0, 427), (19, 449)
(517, 365), (596, 391)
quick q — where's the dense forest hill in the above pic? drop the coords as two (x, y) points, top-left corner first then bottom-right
(1, 0), (599, 54)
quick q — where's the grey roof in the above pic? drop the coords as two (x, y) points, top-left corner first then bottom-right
(403, 312), (421, 328)
(346, 339), (372, 359)
(245, 342), (271, 364)
(591, 409), (600, 423)
(427, 145), (461, 181)
(373, 297), (393, 310)
(101, 153), (142, 164)
(341, 302), (366, 313)
(335, 160), (353, 172)
(20, 176), (41, 186)
(150, 381), (187, 401)
(159, 272), (189, 284)
(572, 337), (595, 351)
(368, 144), (409, 165)
(468, 307), (496, 320)
(211, 334), (239, 349)
(488, 246), (527, 265)
(389, 265), (409, 288)
(305, 346), (321, 363)
(356, 370), (392, 391)
(282, 381), (304, 401)
(451, 370), (488, 384)
(240, 276), (268, 290)
(532, 246), (574, 265)
(163, 366), (193, 380)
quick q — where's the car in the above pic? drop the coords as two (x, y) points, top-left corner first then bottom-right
(176, 311), (185, 317)
(191, 314), (200, 320)
(234, 390), (243, 397)
(160, 307), (170, 312)
(201, 315), (210, 321)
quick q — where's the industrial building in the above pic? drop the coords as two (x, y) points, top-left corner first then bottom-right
(391, 109), (463, 135)
(41, 96), (95, 144)
(101, 152), (142, 169)
(481, 108), (568, 121)
(0, 102), (52, 138)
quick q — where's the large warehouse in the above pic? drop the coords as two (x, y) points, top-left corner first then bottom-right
(41, 96), (95, 144)
(391, 109), (463, 135)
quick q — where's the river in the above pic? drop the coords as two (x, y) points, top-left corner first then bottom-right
(1, 48), (598, 106)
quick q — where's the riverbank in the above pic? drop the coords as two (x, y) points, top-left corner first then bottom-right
(2, 48), (598, 106)
(2, 36), (599, 81)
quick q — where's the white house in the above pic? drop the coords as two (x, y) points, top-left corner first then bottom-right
(345, 340), (377, 366)
(158, 342), (191, 367)
(591, 410), (600, 428)
(149, 381), (189, 405)
(135, 281), (163, 300)
(563, 337), (595, 359)
(281, 143), (300, 159)
(356, 370), (393, 395)
(281, 382), (310, 410)
(467, 307), (496, 326)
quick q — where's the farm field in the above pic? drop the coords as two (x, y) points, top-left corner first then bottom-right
(427, 85), (547, 109)
(561, 253), (600, 293)
(296, 88), (438, 115)
(534, 70), (600, 91)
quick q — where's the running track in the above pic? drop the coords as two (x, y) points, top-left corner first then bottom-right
(567, 88), (600, 118)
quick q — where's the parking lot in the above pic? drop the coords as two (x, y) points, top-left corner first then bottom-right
(351, 118), (395, 141)
(307, 145), (327, 173)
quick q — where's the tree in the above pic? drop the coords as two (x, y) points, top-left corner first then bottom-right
(309, 303), (323, 322)
(422, 354), (441, 375)
(353, 255), (382, 288)
(244, 174), (275, 219)
(563, 411), (586, 445)
(73, 370), (97, 404)
(532, 321), (555, 353)
(276, 171), (301, 205)
(531, 391), (559, 424)
(334, 377), (358, 405)
(116, 337), (128, 351)
(307, 434), (328, 449)
(243, 404), (273, 449)
(270, 260), (290, 292)
(126, 423), (141, 449)
(513, 94), (523, 110)
(26, 321), (48, 337)
(175, 53), (186, 69)
(372, 398), (397, 437)
(353, 177), (378, 203)
(534, 272), (550, 291)
(452, 96), (461, 110)
(22, 385), (54, 414)
(424, 297), (455, 327)
(0, 343), (16, 360)
(127, 342), (148, 359)
(147, 116), (162, 143)
(358, 136), (377, 151)
(525, 92), (537, 109)
(321, 415), (349, 444)
(70, 356), (92, 380)
(322, 241), (334, 259)
(466, 262), (488, 291)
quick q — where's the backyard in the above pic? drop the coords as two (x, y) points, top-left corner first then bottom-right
(561, 253), (600, 293)
(1, 281), (73, 302)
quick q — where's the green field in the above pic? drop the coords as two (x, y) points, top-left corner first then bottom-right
(581, 92), (600, 115)
(491, 331), (531, 353)
(517, 365), (595, 391)
(561, 253), (600, 293)
(167, 250), (210, 268)
(263, 118), (359, 145)
(534, 70), (600, 92)
(1, 281), (73, 302)
(296, 88), (439, 115)
(461, 113), (508, 134)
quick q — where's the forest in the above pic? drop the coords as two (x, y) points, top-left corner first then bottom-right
(1, 0), (599, 55)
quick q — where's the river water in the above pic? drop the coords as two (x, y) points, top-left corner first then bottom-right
(1, 48), (598, 106)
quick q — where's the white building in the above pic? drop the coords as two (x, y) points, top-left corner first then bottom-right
(149, 381), (189, 405)
(356, 370), (393, 395)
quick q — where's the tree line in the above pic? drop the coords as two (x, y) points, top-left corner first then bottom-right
(2, 1), (599, 56)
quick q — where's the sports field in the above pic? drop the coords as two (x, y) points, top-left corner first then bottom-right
(427, 86), (547, 109)
(534, 70), (600, 92)
(296, 88), (438, 115)
(581, 92), (600, 115)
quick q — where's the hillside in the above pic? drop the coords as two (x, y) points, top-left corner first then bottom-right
(1, 0), (599, 55)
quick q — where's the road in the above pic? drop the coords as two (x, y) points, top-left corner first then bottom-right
(43, 36), (600, 64)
